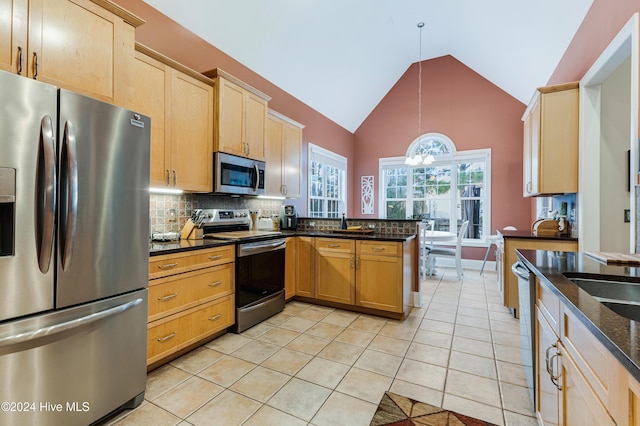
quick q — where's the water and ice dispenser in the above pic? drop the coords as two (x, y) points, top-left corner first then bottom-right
(0, 168), (15, 256)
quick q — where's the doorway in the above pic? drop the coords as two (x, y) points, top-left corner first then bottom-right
(579, 13), (639, 253)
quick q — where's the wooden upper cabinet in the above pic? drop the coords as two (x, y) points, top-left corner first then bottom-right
(169, 70), (214, 192)
(1, 0), (143, 105)
(266, 110), (304, 198)
(522, 82), (579, 197)
(127, 50), (168, 188)
(0, 0), (28, 74)
(204, 69), (271, 161)
(126, 44), (213, 192)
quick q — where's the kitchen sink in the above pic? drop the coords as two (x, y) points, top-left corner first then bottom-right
(567, 277), (640, 321)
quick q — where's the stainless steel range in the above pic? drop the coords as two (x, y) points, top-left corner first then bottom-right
(198, 209), (286, 333)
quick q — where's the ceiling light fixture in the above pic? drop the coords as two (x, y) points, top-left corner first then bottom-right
(406, 21), (435, 166)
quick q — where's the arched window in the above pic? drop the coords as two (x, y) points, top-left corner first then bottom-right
(405, 133), (455, 165)
(380, 133), (492, 244)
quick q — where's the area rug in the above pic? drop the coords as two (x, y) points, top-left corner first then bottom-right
(370, 392), (498, 426)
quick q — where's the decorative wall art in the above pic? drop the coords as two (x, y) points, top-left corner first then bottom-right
(361, 176), (374, 214)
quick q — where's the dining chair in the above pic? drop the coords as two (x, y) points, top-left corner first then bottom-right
(479, 226), (517, 275)
(427, 220), (469, 280)
(417, 222), (434, 280)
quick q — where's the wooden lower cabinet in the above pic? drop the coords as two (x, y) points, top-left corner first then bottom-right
(315, 239), (355, 305)
(147, 296), (234, 366)
(147, 245), (235, 367)
(535, 278), (625, 425)
(355, 241), (406, 313)
(296, 236), (315, 298)
(285, 237), (296, 300)
(299, 237), (413, 317)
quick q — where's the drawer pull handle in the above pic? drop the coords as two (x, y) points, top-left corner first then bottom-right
(158, 262), (178, 269)
(328, 244), (340, 248)
(208, 313), (223, 321)
(208, 281), (223, 287)
(157, 332), (176, 343)
(371, 247), (385, 251)
(158, 293), (178, 302)
(208, 255), (223, 260)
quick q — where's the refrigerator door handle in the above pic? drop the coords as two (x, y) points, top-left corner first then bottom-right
(0, 298), (143, 349)
(35, 115), (57, 273)
(59, 121), (78, 270)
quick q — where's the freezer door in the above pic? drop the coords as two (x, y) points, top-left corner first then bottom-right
(57, 90), (150, 308)
(0, 70), (57, 321)
(0, 289), (148, 425)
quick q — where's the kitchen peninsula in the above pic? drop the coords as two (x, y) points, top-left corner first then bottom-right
(517, 249), (640, 425)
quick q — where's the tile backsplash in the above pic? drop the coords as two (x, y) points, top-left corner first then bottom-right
(150, 194), (419, 237)
(150, 194), (283, 234)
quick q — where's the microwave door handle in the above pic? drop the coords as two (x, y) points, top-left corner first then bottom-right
(59, 121), (78, 270)
(253, 164), (259, 192)
(35, 115), (57, 273)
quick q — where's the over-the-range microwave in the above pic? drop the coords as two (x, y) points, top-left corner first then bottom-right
(212, 152), (265, 196)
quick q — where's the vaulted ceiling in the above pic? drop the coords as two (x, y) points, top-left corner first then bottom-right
(142, 0), (594, 132)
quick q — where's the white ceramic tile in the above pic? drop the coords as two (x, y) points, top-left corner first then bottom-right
(187, 390), (261, 426)
(229, 366), (291, 402)
(295, 357), (350, 388)
(395, 359), (447, 392)
(354, 349), (403, 377)
(267, 378), (331, 421)
(335, 367), (393, 403)
(311, 391), (378, 426)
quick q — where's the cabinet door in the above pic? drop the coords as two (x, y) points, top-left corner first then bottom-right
(560, 344), (615, 426)
(282, 122), (302, 198)
(296, 237), (315, 297)
(523, 100), (540, 196)
(30, 0), (132, 103)
(265, 113), (284, 196)
(127, 51), (169, 188)
(217, 77), (245, 157)
(0, 0), (27, 74)
(356, 253), (402, 312)
(245, 91), (267, 161)
(169, 70), (213, 192)
(285, 237), (296, 300)
(315, 250), (355, 305)
(536, 306), (560, 426)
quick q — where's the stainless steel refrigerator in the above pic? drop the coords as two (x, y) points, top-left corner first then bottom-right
(0, 70), (150, 425)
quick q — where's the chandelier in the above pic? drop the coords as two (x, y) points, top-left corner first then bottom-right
(405, 22), (435, 166)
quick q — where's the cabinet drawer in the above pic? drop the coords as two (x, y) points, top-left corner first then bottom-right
(537, 278), (560, 335)
(149, 245), (234, 279)
(357, 241), (400, 257)
(148, 264), (234, 321)
(316, 238), (354, 253)
(147, 295), (234, 365)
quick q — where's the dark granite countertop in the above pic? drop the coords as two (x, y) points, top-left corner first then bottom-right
(150, 231), (414, 256)
(149, 239), (234, 256)
(498, 229), (578, 241)
(516, 249), (640, 381)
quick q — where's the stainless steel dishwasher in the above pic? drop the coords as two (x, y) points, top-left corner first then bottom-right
(512, 261), (535, 406)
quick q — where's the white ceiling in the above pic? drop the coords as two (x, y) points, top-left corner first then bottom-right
(142, 0), (594, 133)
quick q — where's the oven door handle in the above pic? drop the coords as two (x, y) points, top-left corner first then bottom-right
(238, 239), (286, 257)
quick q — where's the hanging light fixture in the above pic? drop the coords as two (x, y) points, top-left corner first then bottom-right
(406, 22), (435, 166)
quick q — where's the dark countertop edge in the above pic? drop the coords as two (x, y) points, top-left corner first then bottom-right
(516, 249), (640, 382)
(149, 239), (234, 256)
(498, 229), (578, 241)
(281, 230), (415, 242)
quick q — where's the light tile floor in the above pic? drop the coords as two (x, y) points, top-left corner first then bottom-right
(106, 268), (538, 426)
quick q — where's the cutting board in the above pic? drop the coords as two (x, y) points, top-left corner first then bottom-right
(585, 251), (640, 265)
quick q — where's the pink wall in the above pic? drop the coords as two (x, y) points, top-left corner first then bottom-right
(354, 56), (531, 257)
(113, 0), (355, 216)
